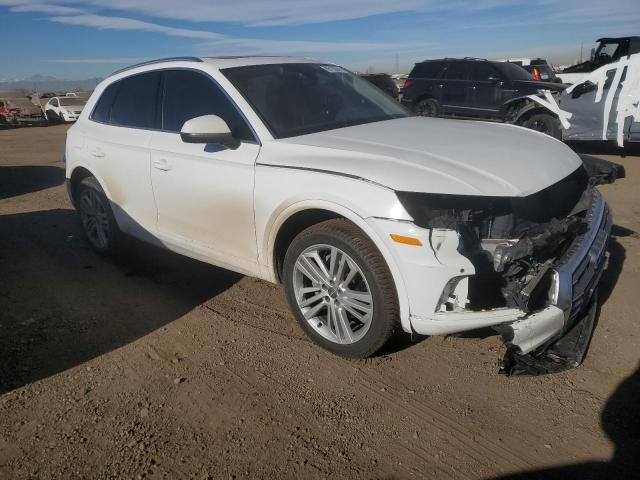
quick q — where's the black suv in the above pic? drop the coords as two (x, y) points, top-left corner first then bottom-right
(402, 58), (564, 124)
(358, 73), (399, 99)
(508, 59), (561, 83)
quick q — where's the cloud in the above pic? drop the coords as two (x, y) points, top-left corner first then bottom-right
(9, 3), (83, 14)
(45, 13), (417, 55)
(49, 14), (225, 40)
(1, 0), (525, 27)
(48, 57), (147, 64)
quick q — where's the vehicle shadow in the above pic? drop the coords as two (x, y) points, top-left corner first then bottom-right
(0, 208), (241, 394)
(0, 165), (65, 199)
(599, 230), (629, 307)
(487, 364), (640, 479)
(567, 140), (640, 157)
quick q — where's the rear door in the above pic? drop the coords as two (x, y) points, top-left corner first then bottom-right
(149, 69), (260, 270)
(440, 62), (474, 115)
(83, 72), (161, 237)
(468, 62), (504, 115)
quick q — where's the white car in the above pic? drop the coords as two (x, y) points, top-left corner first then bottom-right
(44, 96), (86, 123)
(64, 57), (612, 370)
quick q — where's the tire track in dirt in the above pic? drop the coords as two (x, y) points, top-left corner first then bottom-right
(200, 290), (531, 477)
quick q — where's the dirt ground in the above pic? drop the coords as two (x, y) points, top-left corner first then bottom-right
(0, 124), (638, 480)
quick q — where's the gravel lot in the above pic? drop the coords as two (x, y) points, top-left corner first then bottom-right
(1, 124), (638, 479)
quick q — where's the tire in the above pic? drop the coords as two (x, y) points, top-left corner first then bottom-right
(522, 113), (561, 140)
(76, 176), (122, 256)
(283, 219), (399, 358)
(45, 110), (57, 123)
(414, 97), (440, 117)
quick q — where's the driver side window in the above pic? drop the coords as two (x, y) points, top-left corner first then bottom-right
(161, 70), (255, 142)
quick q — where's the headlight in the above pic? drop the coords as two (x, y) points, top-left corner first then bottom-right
(548, 270), (560, 304)
(395, 191), (510, 230)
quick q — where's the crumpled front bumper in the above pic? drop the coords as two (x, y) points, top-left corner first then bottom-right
(497, 189), (612, 374)
(497, 190), (611, 351)
(392, 187), (611, 372)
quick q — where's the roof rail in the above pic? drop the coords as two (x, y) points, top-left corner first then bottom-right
(111, 57), (203, 76)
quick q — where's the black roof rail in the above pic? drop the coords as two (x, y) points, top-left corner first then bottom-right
(111, 57), (203, 76)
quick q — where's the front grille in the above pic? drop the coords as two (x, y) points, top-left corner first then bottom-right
(554, 189), (611, 326)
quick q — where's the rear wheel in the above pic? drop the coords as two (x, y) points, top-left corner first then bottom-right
(77, 176), (122, 255)
(414, 97), (440, 117)
(522, 113), (561, 140)
(283, 219), (399, 358)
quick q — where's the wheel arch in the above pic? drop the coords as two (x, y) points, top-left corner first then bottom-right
(67, 164), (114, 208)
(413, 93), (438, 106)
(266, 200), (411, 332)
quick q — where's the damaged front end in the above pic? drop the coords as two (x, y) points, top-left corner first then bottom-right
(397, 163), (616, 375)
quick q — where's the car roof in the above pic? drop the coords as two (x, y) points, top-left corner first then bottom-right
(596, 36), (640, 42)
(111, 55), (320, 76)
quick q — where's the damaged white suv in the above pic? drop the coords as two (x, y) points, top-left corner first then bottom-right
(65, 57), (613, 372)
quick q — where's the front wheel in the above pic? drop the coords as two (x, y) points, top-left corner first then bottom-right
(283, 219), (399, 358)
(522, 113), (561, 140)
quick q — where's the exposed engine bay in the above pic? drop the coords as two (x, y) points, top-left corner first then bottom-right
(396, 156), (623, 374)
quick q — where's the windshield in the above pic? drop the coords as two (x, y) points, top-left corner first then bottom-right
(595, 41), (621, 60)
(60, 97), (86, 106)
(222, 63), (410, 138)
(494, 62), (533, 81)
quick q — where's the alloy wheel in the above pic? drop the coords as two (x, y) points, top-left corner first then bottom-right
(292, 244), (373, 345)
(79, 188), (110, 249)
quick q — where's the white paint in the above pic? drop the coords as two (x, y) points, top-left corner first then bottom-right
(564, 53), (640, 146)
(526, 90), (573, 129)
(64, 56), (593, 347)
(277, 117), (582, 197)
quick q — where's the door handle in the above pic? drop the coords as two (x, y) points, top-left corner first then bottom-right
(90, 149), (105, 158)
(153, 158), (172, 171)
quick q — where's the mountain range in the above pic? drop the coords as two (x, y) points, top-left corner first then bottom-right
(0, 75), (102, 93)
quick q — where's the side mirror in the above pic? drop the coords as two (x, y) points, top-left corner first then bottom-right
(180, 115), (240, 150)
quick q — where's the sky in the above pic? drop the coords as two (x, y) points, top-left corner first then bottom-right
(1, 0), (638, 80)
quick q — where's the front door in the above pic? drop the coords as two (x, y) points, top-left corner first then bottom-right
(149, 69), (260, 270)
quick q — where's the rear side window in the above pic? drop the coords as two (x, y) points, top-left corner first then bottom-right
(109, 72), (161, 129)
(161, 70), (254, 141)
(444, 62), (472, 80)
(410, 62), (445, 79)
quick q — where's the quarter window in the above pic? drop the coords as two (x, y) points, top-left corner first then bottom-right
(411, 62), (445, 79)
(91, 82), (120, 123)
(161, 70), (254, 141)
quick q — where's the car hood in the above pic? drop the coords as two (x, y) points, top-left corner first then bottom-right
(271, 116), (582, 197)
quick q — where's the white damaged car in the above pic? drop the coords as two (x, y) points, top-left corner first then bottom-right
(64, 57), (614, 373)
(44, 95), (86, 123)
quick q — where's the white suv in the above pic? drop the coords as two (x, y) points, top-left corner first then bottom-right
(65, 56), (611, 367)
